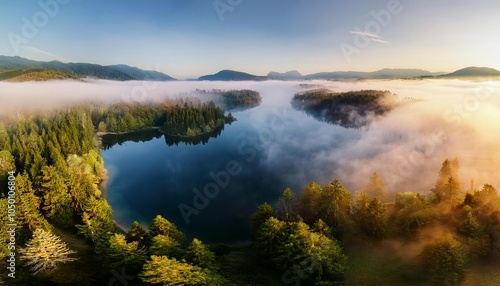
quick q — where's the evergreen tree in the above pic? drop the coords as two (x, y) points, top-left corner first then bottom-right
(108, 233), (147, 271)
(126, 221), (147, 244)
(186, 238), (217, 271)
(19, 229), (77, 275)
(365, 172), (386, 201)
(149, 215), (186, 245)
(250, 202), (277, 235)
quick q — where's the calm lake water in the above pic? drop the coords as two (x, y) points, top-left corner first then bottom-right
(102, 81), (365, 244)
(102, 79), (500, 244)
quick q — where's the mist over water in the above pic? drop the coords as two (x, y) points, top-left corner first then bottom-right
(3, 78), (500, 242)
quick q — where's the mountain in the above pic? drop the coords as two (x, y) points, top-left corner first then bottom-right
(267, 70), (303, 80)
(306, 68), (443, 80)
(0, 56), (176, 81)
(109, 64), (175, 81)
(440, 67), (500, 78)
(198, 70), (266, 81)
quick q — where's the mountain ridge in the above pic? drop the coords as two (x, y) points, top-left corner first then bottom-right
(0, 55), (176, 81)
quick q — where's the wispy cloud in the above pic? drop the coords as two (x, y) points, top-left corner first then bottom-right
(350, 31), (390, 44)
(20, 45), (69, 62)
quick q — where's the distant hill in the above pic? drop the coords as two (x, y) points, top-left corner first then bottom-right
(109, 64), (175, 81)
(0, 68), (79, 82)
(198, 70), (266, 81)
(0, 55), (176, 81)
(440, 66), (500, 78)
(306, 69), (443, 80)
(267, 70), (303, 80)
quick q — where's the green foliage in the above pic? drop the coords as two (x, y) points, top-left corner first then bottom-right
(0, 150), (15, 194)
(126, 221), (147, 244)
(255, 217), (348, 283)
(19, 228), (77, 275)
(250, 202), (277, 235)
(299, 181), (322, 223)
(140, 255), (220, 286)
(421, 235), (467, 284)
(433, 158), (461, 204)
(76, 196), (114, 246)
(292, 89), (396, 128)
(365, 172), (386, 201)
(352, 192), (388, 239)
(163, 101), (226, 137)
(186, 238), (217, 271)
(108, 233), (147, 271)
(392, 192), (438, 238)
(149, 215), (186, 245)
(149, 234), (183, 259)
(279, 188), (296, 220)
(317, 179), (352, 238)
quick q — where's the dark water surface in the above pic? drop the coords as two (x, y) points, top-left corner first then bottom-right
(102, 82), (363, 244)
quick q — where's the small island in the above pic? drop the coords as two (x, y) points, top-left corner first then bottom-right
(291, 89), (399, 128)
(195, 89), (262, 111)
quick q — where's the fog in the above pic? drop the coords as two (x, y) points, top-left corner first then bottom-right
(2, 78), (500, 195)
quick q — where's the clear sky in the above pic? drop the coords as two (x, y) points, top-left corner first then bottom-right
(0, 0), (499, 79)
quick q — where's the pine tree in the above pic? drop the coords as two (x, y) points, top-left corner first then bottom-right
(186, 238), (217, 270)
(19, 229), (77, 275)
(366, 172), (386, 201)
(250, 202), (276, 235)
(149, 215), (186, 245)
(126, 221), (147, 244)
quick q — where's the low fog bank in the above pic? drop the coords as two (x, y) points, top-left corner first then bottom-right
(261, 79), (500, 195)
(0, 79), (305, 118)
(2, 78), (500, 195)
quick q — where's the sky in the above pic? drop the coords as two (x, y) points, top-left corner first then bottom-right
(0, 0), (499, 79)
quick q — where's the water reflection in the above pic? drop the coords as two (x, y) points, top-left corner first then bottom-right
(101, 124), (225, 149)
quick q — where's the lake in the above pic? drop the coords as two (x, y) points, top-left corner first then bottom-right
(102, 79), (500, 244)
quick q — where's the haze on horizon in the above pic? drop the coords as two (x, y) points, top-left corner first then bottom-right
(1, 0), (500, 79)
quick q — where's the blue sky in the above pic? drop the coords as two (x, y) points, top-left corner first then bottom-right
(1, 0), (499, 78)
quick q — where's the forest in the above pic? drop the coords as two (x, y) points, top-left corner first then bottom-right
(195, 89), (262, 110)
(90, 100), (235, 137)
(0, 98), (499, 285)
(291, 89), (399, 128)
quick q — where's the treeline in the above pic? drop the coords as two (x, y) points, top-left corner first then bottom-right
(90, 101), (173, 133)
(0, 106), (230, 285)
(250, 158), (500, 285)
(162, 101), (234, 137)
(291, 89), (398, 128)
(0, 107), (114, 284)
(195, 89), (262, 110)
(91, 100), (234, 137)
